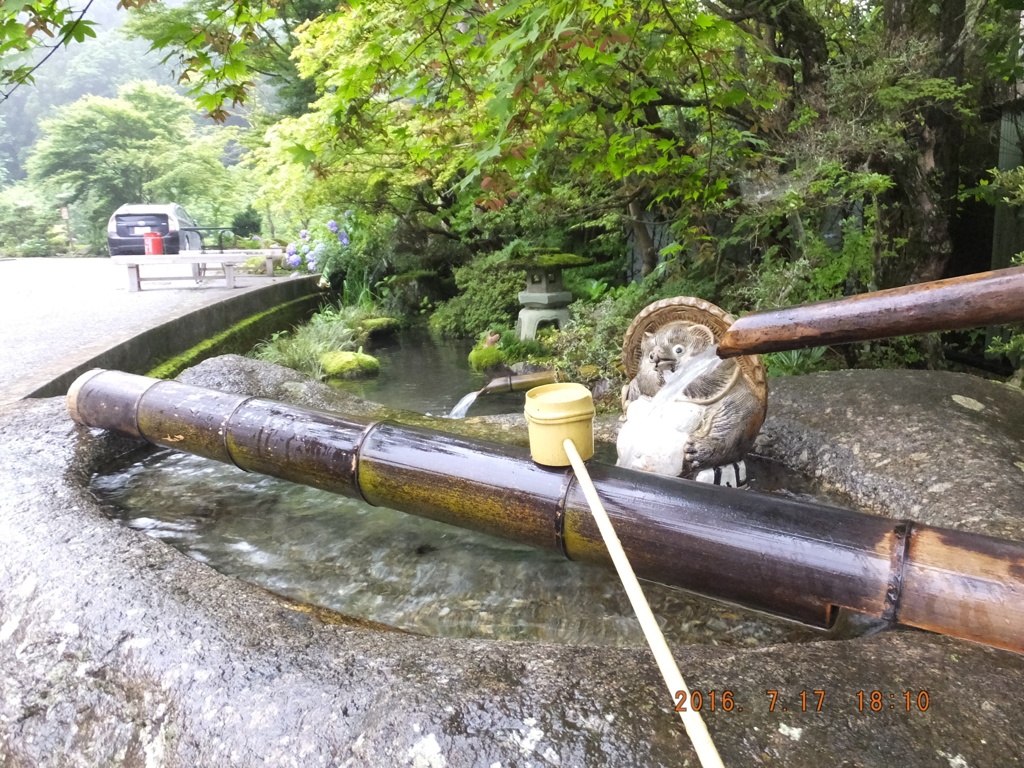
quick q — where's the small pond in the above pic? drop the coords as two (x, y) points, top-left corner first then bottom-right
(327, 329), (526, 418)
(90, 331), (859, 648)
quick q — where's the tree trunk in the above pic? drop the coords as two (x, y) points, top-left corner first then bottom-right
(628, 200), (660, 277)
(880, 0), (968, 287)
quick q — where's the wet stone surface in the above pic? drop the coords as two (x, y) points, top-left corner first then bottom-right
(756, 369), (1024, 541)
(1, 358), (1023, 766)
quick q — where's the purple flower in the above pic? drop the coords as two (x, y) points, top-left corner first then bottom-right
(337, 231), (350, 246)
(327, 220), (339, 233)
(307, 260), (318, 271)
(299, 229), (309, 241)
(285, 253), (302, 268)
(286, 243), (297, 256)
(301, 244), (310, 254)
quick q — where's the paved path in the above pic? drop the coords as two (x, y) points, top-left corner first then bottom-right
(0, 257), (317, 404)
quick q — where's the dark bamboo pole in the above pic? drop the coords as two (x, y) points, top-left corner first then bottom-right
(717, 265), (1024, 358)
(68, 369), (1024, 654)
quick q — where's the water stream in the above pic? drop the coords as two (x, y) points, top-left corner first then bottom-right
(447, 390), (480, 419)
(89, 332), (848, 648)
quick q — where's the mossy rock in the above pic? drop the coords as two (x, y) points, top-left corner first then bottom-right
(358, 317), (399, 339)
(320, 350), (380, 379)
(468, 345), (505, 372)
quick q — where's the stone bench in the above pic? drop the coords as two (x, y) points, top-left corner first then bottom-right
(111, 249), (281, 292)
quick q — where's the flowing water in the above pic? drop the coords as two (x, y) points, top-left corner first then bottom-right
(91, 448), (827, 647)
(90, 332), (849, 648)
(447, 390), (480, 419)
(651, 345), (724, 406)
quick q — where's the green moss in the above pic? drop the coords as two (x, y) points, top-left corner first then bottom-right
(320, 350), (381, 378)
(358, 316), (399, 339)
(507, 250), (594, 270)
(468, 345), (505, 372)
(146, 296), (322, 380)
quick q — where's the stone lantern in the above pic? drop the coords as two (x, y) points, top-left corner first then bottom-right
(510, 250), (593, 340)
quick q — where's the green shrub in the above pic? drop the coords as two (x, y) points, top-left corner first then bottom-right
(495, 329), (552, 363)
(429, 252), (526, 337)
(16, 237), (60, 258)
(251, 303), (382, 379)
(553, 280), (652, 384)
(231, 206), (262, 238)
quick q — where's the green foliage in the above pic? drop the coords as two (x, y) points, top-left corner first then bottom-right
(497, 328), (553, 362)
(7, 0), (1017, 379)
(252, 303), (385, 379)
(728, 200), (889, 313)
(985, 254), (1024, 376)
(0, 184), (64, 256)
(429, 252), (526, 338)
(231, 206), (262, 238)
(553, 280), (652, 385)
(22, 80), (252, 250)
(856, 336), (927, 370)
(764, 348), (829, 377)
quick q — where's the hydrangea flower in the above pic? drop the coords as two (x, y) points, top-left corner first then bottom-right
(286, 243), (297, 256)
(338, 231), (350, 246)
(307, 259), (318, 272)
(299, 229), (309, 241)
(285, 253), (302, 268)
(327, 220), (339, 233)
(301, 244), (310, 254)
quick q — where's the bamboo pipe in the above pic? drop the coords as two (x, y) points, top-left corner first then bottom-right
(479, 370), (558, 395)
(67, 369), (1024, 655)
(717, 265), (1024, 358)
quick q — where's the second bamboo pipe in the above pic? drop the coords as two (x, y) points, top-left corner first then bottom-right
(480, 370), (558, 395)
(67, 368), (1024, 655)
(717, 265), (1024, 357)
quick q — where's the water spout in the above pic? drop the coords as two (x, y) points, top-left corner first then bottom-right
(448, 390), (481, 419)
(448, 371), (559, 419)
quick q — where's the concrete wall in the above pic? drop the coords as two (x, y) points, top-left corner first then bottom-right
(28, 276), (324, 398)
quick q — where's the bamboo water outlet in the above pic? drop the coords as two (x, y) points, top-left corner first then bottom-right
(68, 368), (1024, 655)
(480, 370), (558, 395)
(717, 264), (1024, 358)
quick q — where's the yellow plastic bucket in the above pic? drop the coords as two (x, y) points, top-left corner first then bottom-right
(524, 383), (595, 466)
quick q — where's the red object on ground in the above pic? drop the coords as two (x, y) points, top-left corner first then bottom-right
(143, 232), (164, 255)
